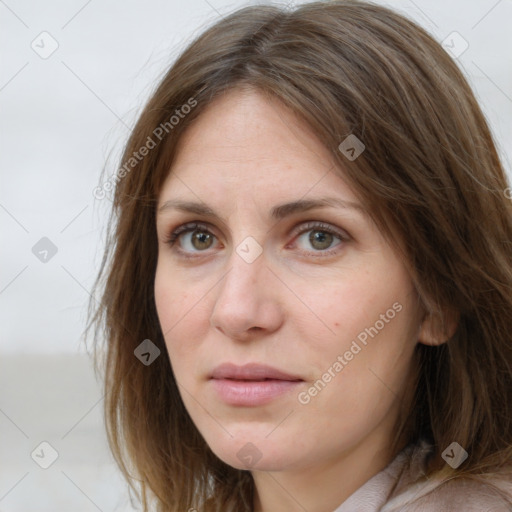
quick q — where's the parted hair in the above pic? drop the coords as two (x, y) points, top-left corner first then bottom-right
(88, 1), (512, 510)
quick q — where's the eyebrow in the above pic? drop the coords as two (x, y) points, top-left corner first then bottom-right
(158, 197), (369, 221)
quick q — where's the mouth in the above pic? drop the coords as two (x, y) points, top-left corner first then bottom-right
(210, 362), (303, 381)
(209, 363), (304, 406)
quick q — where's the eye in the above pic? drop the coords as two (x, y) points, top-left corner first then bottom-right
(164, 220), (348, 258)
(290, 221), (347, 256)
(164, 222), (218, 254)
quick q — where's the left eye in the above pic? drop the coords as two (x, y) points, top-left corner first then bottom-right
(294, 228), (343, 252)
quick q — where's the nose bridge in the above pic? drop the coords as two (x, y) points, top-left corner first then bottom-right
(218, 210), (266, 294)
(210, 244), (282, 337)
(216, 245), (265, 309)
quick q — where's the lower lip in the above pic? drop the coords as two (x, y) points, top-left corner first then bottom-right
(210, 378), (302, 406)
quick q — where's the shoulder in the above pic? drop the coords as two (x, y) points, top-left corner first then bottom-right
(388, 477), (512, 512)
(382, 439), (512, 511)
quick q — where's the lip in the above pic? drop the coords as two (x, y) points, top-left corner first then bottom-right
(209, 363), (303, 406)
(210, 362), (302, 381)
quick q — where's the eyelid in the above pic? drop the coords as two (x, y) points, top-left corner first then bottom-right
(288, 221), (349, 243)
(163, 221), (216, 245)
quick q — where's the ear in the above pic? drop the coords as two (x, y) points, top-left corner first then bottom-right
(418, 308), (459, 346)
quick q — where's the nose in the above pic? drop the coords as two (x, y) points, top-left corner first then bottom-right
(209, 250), (284, 342)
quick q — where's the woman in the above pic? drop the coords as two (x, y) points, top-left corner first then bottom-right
(89, 1), (512, 510)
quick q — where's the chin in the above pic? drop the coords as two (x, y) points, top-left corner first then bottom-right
(205, 434), (303, 472)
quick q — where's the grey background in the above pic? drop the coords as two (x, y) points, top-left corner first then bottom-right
(1, 0), (511, 510)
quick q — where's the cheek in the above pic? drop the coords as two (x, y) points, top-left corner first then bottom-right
(286, 267), (387, 345)
(319, 297), (417, 408)
(154, 270), (180, 336)
(292, 264), (418, 378)
(154, 263), (204, 359)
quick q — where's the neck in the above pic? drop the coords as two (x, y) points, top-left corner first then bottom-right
(252, 429), (404, 512)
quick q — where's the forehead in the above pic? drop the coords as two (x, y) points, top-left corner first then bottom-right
(158, 88), (356, 206)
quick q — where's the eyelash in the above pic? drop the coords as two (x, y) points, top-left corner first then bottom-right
(164, 221), (349, 259)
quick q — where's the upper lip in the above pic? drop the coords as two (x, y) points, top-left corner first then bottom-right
(210, 363), (303, 381)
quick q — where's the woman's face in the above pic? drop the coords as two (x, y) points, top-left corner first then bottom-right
(154, 88), (423, 473)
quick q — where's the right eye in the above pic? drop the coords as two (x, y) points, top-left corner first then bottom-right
(165, 222), (220, 256)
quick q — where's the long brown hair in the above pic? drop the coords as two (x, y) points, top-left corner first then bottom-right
(88, 1), (512, 510)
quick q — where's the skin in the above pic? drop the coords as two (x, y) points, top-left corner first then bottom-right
(154, 88), (441, 512)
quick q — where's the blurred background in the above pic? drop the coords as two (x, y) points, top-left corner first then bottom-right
(1, 0), (511, 510)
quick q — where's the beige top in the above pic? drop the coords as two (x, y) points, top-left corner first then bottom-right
(334, 439), (512, 511)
